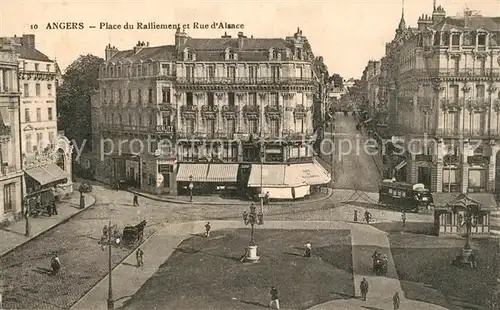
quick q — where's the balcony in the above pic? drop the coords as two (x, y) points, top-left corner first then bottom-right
(222, 105), (238, 119)
(243, 105), (260, 119)
(293, 104), (307, 118)
(465, 98), (489, 111)
(201, 105), (218, 119)
(157, 70), (175, 80)
(158, 103), (175, 114)
(156, 125), (174, 133)
(467, 155), (489, 165)
(443, 155), (460, 165)
(176, 77), (315, 85)
(440, 99), (463, 111)
(416, 97), (433, 109)
(265, 105), (283, 119)
(180, 105), (197, 119)
(422, 68), (500, 78)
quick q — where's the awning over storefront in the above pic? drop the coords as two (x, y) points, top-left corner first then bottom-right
(248, 162), (331, 188)
(25, 164), (68, 186)
(285, 161), (331, 186)
(206, 164), (239, 183)
(176, 164), (209, 182)
(248, 164), (286, 187)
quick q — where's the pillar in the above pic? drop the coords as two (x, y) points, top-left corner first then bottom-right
(279, 93), (284, 137)
(461, 142), (469, 193)
(285, 94), (294, 132)
(0, 69), (3, 92)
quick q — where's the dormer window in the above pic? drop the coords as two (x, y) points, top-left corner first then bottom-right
(228, 52), (235, 60)
(273, 50), (279, 60)
(187, 50), (193, 60)
(297, 48), (302, 60)
(225, 48), (236, 61)
(451, 34), (460, 46)
(478, 34), (486, 45)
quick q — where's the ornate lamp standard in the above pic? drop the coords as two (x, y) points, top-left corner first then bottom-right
(188, 175), (194, 202)
(456, 204), (479, 261)
(242, 203), (264, 262)
(100, 221), (121, 310)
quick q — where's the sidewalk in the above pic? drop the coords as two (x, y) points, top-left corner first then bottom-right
(127, 186), (334, 206)
(72, 220), (448, 310)
(0, 192), (96, 257)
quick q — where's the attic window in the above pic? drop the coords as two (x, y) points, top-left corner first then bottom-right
(272, 50), (279, 60)
(228, 52), (235, 60)
(297, 49), (302, 60)
(478, 34), (486, 45)
(451, 34), (460, 46)
(187, 50), (193, 60)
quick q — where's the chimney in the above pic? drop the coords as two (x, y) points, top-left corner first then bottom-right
(221, 32), (231, 38)
(237, 32), (246, 38)
(464, 7), (472, 28)
(417, 14), (433, 30)
(105, 44), (119, 61)
(175, 28), (189, 48)
(432, 5), (446, 25)
(22, 34), (35, 48)
(133, 41), (144, 54)
(237, 32), (246, 50)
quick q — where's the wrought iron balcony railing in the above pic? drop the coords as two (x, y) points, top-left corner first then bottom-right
(180, 105), (197, 113)
(156, 125), (174, 133)
(176, 77), (315, 85)
(265, 105), (283, 114)
(417, 68), (500, 77)
(243, 105), (260, 114)
(201, 105), (219, 113)
(222, 105), (238, 113)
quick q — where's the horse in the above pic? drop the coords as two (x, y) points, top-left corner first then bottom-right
(122, 220), (147, 247)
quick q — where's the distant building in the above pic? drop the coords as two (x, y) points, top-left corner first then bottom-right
(0, 40), (23, 223)
(92, 28), (330, 199)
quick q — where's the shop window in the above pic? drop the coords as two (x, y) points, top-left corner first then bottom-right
(3, 183), (14, 214)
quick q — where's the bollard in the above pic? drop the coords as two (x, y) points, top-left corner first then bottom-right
(80, 195), (85, 209)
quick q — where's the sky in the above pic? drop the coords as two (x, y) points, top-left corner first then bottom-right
(1, 0), (499, 79)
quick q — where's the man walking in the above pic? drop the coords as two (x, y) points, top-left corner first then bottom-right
(304, 241), (312, 257)
(136, 248), (144, 267)
(393, 292), (400, 310)
(360, 277), (369, 301)
(205, 222), (211, 237)
(133, 194), (139, 207)
(354, 210), (358, 222)
(401, 210), (406, 227)
(51, 201), (58, 216)
(269, 286), (280, 309)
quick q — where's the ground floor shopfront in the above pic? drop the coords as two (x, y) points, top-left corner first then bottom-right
(0, 174), (23, 224)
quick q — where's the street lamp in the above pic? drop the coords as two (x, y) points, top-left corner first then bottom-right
(259, 139), (264, 214)
(242, 203), (264, 262)
(188, 175), (194, 202)
(456, 205), (479, 259)
(100, 221), (121, 310)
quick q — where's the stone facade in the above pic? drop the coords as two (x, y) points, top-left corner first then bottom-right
(363, 3), (500, 194)
(92, 28), (323, 195)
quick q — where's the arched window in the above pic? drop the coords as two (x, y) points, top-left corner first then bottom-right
(273, 50), (279, 59)
(187, 50), (193, 60)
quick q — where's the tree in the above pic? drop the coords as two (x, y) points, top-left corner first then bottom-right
(56, 54), (104, 151)
(328, 73), (344, 89)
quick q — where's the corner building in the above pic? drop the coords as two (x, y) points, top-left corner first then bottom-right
(367, 3), (500, 196)
(93, 28), (330, 198)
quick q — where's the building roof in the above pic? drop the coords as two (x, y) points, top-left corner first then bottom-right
(184, 38), (289, 51)
(14, 44), (52, 62)
(431, 16), (500, 31)
(108, 45), (177, 63)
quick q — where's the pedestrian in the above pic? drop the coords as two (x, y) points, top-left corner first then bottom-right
(133, 194), (139, 207)
(364, 210), (371, 224)
(401, 210), (406, 227)
(50, 254), (61, 276)
(51, 201), (58, 215)
(393, 292), (400, 310)
(136, 248), (144, 267)
(269, 286), (280, 309)
(354, 210), (358, 222)
(291, 187), (296, 200)
(304, 241), (312, 257)
(205, 222), (211, 237)
(46, 203), (52, 217)
(360, 277), (369, 301)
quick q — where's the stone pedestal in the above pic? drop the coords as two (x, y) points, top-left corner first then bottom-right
(461, 247), (472, 263)
(244, 245), (260, 262)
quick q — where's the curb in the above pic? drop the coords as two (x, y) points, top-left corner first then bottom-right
(0, 194), (97, 258)
(128, 187), (334, 206)
(69, 230), (157, 310)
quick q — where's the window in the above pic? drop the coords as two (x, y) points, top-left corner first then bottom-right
(451, 34), (460, 46)
(142, 64), (147, 76)
(433, 33), (440, 46)
(128, 114), (132, 125)
(248, 119), (258, 134)
(118, 90), (123, 103)
(36, 132), (43, 145)
(249, 66), (258, 81)
(296, 67), (303, 78)
(187, 50), (193, 60)
(137, 89), (142, 104)
(186, 92), (193, 106)
(148, 88), (153, 103)
(46, 64), (51, 72)
(47, 83), (52, 96)
(479, 59), (486, 74)
(25, 133), (32, 152)
(48, 107), (53, 121)
(271, 93), (279, 107)
(128, 89), (132, 103)
(186, 119), (195, 134)
(228, 52), (235, 60)
(446, 111), (459, 134)
(468, 169), (486, 192)
(478, 34), (486, 45)
(476, 84), (485, 98)
(271, 66), (280, 80)
(223, 143), (238, 161)
(272, 50), (279, 59)
(270, 119), (280, 136)
(442, 168), (460, 192)
(161, 64), (170, 75)
(36, 108), (41, 122)
(34, 63), (39, 71)
(186, 66), (194, 81)
(227, 66), (236, 79)
(162, 88), (170, 103)
(207, 66), (215, 79)
(23, 83), (29, 97)
(3, 183), (14, 214)
(227, 119), (235, 134)
(296, 119), (304, 133)
(207, 92), (214, 106)
(207, 119), (215, 137)
(49, 132), (55, 144)
(248, 93), (257, 106)
(297, 48), (302, 59)
(228, 92), (235, 106)
(471, 111), (486, 135)
(24, 108), (30, 122)
(162, 112), (171, 126)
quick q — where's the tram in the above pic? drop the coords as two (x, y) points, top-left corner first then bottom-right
(378, 179), (433, 213)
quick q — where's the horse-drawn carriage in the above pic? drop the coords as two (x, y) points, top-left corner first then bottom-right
(122, 220), (147, 248)
(372, 252), (388, 276)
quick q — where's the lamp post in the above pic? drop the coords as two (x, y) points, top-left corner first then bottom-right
(458, 205), (479, 260)
(100, 221), (121, 310)
(24, 198), (31, 237)
(242, 203), (264, 262)
(188, 175), (194, 202)
(259, 140), (264, 213)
